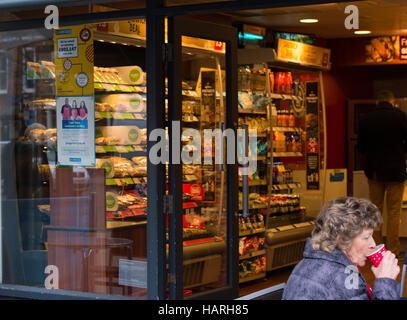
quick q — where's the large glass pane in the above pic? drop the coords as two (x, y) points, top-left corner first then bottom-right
(0, 21), (150, 298)
(179, 36), (228, 295)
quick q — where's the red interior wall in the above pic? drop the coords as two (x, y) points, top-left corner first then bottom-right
(321, 70), (346, 169)
(323, 38), (378, 170)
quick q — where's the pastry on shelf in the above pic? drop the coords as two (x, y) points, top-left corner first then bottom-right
(95, 103), (114, 112)
(28, 99), (56, 111)
(24, 125), (57, 146)
(131, 156), (147, 166)
(109, 156), (136, 177)
(111, 103), (128, 113)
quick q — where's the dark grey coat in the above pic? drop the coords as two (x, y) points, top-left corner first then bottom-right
(357, 101), (407, 182)
(282, 238), (400, 300)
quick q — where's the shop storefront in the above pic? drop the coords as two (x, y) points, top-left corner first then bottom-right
(1, 0), (405, 301)
(0, 0), (244, 300)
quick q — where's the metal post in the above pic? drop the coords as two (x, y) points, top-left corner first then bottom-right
(146, 0), (166, 300)
(167, 16), (184, 301)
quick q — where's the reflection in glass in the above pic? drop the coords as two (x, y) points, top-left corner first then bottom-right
(180, 37), (228, 295)
(1, 24), (148, 298)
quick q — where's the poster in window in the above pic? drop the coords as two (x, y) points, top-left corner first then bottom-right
(306, 81), (319, 190)
(56, 95), (95, 166)
(54, 24), (95, 166)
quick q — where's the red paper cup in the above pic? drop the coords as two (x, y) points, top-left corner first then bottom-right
(366, 244), (387, 267)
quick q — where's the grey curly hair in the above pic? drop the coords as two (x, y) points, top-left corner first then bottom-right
(311, 197), (382, 253)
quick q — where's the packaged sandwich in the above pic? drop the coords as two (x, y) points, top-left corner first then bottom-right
(131, 156), (147, 166)
(105, 136), (123, 146)
(96, 158), (114, 178)
(109, 156), (136, 177)
(106, 191), (119, 211)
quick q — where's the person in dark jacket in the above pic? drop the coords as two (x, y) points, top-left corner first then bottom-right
(283, 197), (400, 300)
(357, 90), (407, 256)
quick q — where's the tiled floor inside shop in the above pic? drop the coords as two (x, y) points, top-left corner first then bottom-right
(239, 242), (407, 298)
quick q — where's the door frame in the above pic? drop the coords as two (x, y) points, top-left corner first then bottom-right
(347, 99), (376, 196)
(167, 16), (238, 300)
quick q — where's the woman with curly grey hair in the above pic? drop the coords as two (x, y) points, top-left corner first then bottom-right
(283, 196), (400, 300)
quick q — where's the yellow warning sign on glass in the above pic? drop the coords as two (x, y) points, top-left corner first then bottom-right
(54, 25), (94, 96)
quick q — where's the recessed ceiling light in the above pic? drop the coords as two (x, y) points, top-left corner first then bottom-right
(299, 19), (319, 24)
(354, 30), (371, 35)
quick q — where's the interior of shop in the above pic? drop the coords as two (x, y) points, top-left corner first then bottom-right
(2, 0), (407, 299)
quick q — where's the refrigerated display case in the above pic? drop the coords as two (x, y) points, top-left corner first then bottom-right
(237, 65), (269, 283)
(237, 42), (329, 275)
(266, 70), (316, 271)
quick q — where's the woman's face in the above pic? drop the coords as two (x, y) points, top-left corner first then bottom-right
(71, 108), (78, 119)
(345, 228), (376, 267)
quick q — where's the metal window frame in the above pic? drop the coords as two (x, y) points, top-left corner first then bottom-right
(168, 16), (238, 300)
(0, 3), (167, 301)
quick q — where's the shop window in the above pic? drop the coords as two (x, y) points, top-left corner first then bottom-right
(1, 23), (149, 299)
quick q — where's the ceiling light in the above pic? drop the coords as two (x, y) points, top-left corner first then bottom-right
(354, 30), (371, 35)
(299, 19), (319, 24)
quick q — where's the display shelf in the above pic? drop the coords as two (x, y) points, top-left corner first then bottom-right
(238, 204), (268, 211)
(95, 145), (147, 154)
(164, 92), (201, 100)
(249, 155), (267, 161)
(239, 272), (266, 284)
(267, 212), (311, 229)
(239, 180), (267, 187)
(106, 177), (147, 186)
(271, 182), (301, 191)
(95, 84), (146, 94)
(251, 132), (268, 138)
(95, 111), (146, 121)
(273, 152), (303, 157)
(106, 220), (146, 230)
(269, 93), (303, 101)
(95, 117), (146, 127)
(237, 63), (270, 285)
(106, 209), (147, 220)
(273, 126), (303, 132)
(239, 227), (266, 237)
(239, 249), (266, 261)
(237, 53), (314, 277)
(238, 109), (267, 115)
(94, 31), (146, 47)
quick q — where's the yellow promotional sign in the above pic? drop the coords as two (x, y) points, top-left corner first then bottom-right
(54, 24), (94, 96)
(277, 38), (330, 69)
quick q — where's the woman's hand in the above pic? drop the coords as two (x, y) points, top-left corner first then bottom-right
(371, 251), (400, 280)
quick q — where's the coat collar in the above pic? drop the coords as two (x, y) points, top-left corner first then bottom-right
(375, 101), (394, 110)
(303, 238), (355, 268)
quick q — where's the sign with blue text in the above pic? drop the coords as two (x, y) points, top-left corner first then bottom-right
(56, 95), (95, 166)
